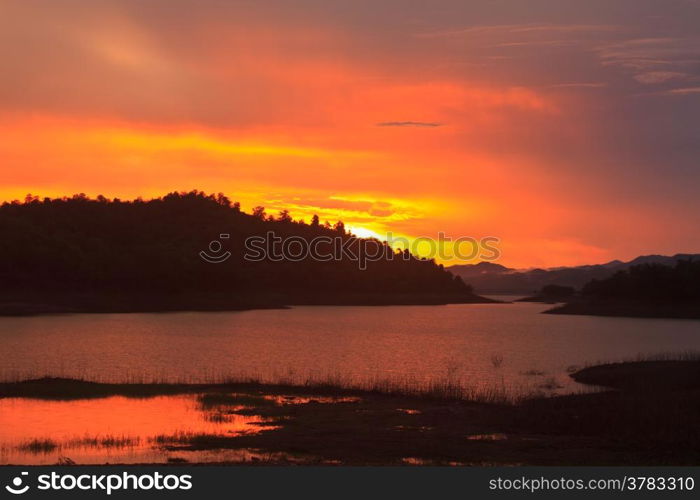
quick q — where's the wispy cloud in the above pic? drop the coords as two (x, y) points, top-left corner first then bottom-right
(636, 86), (700, 98)
(597, 37), (700, 72)
(548, 82), (608, 89)
(416, 24), (620, 39)
(633, 71), (687, 84)
(666, 87), (700, 95)
(376, 121), (442, 127)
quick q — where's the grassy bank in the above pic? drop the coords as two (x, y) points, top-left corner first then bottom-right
(2, 357), (700, 465)
(0, 374), (510, 404)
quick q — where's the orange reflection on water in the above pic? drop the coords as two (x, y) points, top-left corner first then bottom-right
(262, 394), (360, 405)
(0, 395), (271, 465)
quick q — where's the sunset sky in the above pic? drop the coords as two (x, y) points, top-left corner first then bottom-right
(1, 0), (699, 267)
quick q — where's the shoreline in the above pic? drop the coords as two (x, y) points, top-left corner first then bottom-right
(0, 292), (500, 317)
(3, 358), (700, 466)
(544, 300), (700, 320)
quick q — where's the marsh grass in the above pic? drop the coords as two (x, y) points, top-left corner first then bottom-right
(18, 438), (58, 453)
(66, 435), (140, 449)
(16, 435), (140, 456)
(5, 353), (700, 465)
(150, 431), (239, 447)
(3, 351), (698, 405)
(0, 372), (523, 404)
(203, 412), (234, 423)
(197, 393), (275, 408)
(537, 376), (563, 390)
(149, 431), (199, 445)
(581, 350), (700, 368)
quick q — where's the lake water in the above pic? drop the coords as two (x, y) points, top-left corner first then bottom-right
(0, 394), (275, 465)
(2, 301), (699, 394)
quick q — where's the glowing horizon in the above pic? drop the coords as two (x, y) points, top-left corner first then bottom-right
(1, 0), (699, 268)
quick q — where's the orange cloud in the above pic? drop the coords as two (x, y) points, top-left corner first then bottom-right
(2, 1), (699, 268)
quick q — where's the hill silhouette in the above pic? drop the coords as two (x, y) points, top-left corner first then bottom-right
(0, 191), (491, 314)
(547, 260), (700, 319)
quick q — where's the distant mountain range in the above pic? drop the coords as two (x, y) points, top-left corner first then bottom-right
(449, 254), (700, 295)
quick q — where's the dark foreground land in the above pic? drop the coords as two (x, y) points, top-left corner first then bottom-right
(2, 359), (700, 465)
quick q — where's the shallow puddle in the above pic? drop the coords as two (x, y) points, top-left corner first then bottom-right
(397, 408), (421, 415)
(466, 433), (507, 441)
(0, 394), (279, 465)
(262, 394), (360, 405)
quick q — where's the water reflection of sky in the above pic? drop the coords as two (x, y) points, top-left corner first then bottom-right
(0, 395), (273, 465)
(2, 305), (699, 394)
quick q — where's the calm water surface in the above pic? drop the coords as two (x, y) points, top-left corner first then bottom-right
(0, 395), (274, 465)
(3, 302), (700, 464)
(2, 302), (699, 393)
